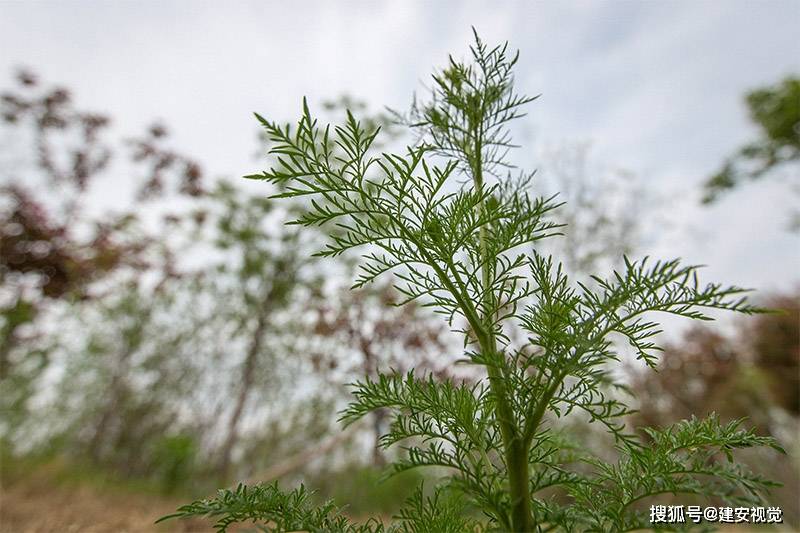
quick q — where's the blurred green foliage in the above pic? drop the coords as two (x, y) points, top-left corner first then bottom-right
(703, 76), (800, 228)
(310, 465), (425, 517)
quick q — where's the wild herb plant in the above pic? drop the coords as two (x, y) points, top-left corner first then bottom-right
(162, 32), (782, 532)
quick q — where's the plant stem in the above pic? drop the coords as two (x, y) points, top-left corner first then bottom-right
(471, 139), (532, 532)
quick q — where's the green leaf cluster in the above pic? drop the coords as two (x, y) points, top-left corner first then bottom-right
(165, 31), (782, 532)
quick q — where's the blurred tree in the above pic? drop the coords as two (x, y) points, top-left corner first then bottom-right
(629, 289), (799, 523)
(310, 281), (453, 465)
(631, 290), (798, 425)
(747, 292), (799, 414)
(53, 281), (201, 473)
(129, 121), (205, 200)
(203, 181), (310, 479)
(703, 76), (800, 229)
(0, 68), (207, 479)
(0, 69), (204, 382)
(2, 72), (454, 496)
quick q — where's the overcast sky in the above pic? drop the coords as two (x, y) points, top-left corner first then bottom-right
(2, 0), (799, 296)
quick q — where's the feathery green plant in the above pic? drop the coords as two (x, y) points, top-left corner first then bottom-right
(161, 31), (782, 532)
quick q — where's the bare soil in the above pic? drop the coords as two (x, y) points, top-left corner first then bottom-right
(1, 468), (209, 533)
(1, 467), (791, 532)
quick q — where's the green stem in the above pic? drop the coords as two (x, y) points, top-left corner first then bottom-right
(471, 139), (532, 532)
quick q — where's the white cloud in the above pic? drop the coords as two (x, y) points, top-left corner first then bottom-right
(2, 0), (798, 291)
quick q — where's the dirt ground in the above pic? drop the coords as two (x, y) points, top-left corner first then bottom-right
(1, 470), (793, 532)
(1, 472), (209, 533)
